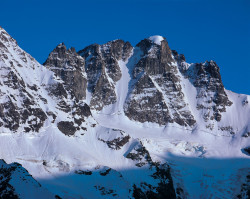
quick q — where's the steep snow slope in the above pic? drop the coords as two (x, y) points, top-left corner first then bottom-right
(0, 26), (249, 198)
(0, 159), (58, 199)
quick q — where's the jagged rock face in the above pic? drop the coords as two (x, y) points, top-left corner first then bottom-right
(43, 43), (97, 135)
(0, 27), (96, 136)
(124, 140), (177, 198)
(125, 37), (196, 126)
(0, 28), (49, 133)
(193, 61), (233, 121)
(97, 129), (130, 150)
(135, 38), (174, 75)
(44, 36), (236, 128)
(79, 40), (133, 110)
(125, 140), (153, 167)
(174, 49), (233, 123)
(124, 74), (172, 125)
(0, 69), (47, 132)
(0, 160), (58, 199)
(44, 43), (87, 101)
(90, 70), (117, 111)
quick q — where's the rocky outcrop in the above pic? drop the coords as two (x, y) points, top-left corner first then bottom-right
(57, 121), (77, 136)
(242, 147), (250, 156)
(132, 164), (177, 199)
(125, 37), (196, 126)
(193, 61), (232, 122)
(79, 40), (133, 110)
(44, 43), (87, 101)
(122, 139), (177, 198)
(174, 49), (232, 123)
(125, 141), (153, 167)
(89, 70), (117, 111)
(97, 129), (130, 150)
(44, 43), (96, 135)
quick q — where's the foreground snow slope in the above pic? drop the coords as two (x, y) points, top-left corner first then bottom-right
(0, 26), (249, 198)
(0, 159), (58, 199)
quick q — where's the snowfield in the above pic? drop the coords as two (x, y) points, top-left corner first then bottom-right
(0, 26), (249, 198)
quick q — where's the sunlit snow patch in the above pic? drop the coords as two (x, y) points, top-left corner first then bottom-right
(148, 35), (164, 45)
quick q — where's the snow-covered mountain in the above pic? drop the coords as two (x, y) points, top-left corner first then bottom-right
(0, 159), (59, 199)
(0, 26), (249, 198)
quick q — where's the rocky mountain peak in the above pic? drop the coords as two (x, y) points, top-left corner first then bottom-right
(50, 43), (77, 57)
(104, 39), (132, 61)
(0, 27), (249, 199)
(172, 50), (186, 63)
(44, 43), (88, 101)
(148, 35), (165, 45)
(44, 43), (84, 69)
(173, 50), (233, 124)
(124, 36), (195, 127)
(0, 26), (18, 48)
(76, 39), (133, 111)
(202, 60), (221, 78)
(56, 42), (66, 48)
(79, 39), (132, 62)
(135, 35), (173, 68)
(136, 35), (165, 49)
(41, 34), (234, 128)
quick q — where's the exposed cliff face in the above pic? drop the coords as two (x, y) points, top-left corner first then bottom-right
(174, 49), (232, 123)
(43, 43), (95, 135)
(124, 37), (196, 126)
(172, 50), (233, 133)
(193, 61), (233, 122)
(75, 35), (234, 128)
(44, 43), (87, 101)
(78, 40), (133, 110)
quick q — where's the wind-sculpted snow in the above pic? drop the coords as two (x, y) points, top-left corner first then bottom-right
(0, 26), (249, 198)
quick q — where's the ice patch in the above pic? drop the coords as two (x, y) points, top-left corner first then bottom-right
(148, 35), (164, 45)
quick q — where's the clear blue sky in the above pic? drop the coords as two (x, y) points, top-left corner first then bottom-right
(1, 0), (249, 94)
